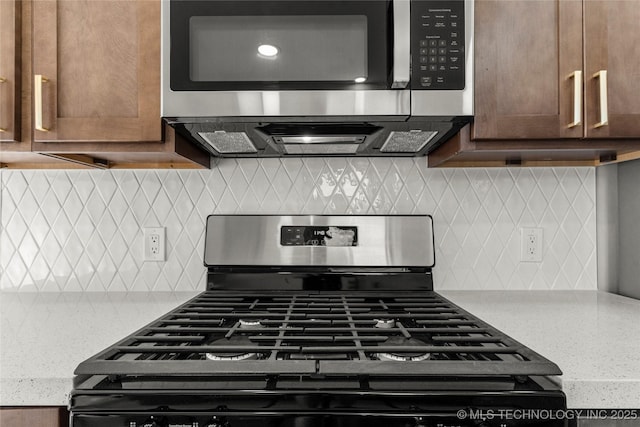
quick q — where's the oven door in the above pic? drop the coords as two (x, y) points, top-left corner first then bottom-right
(161, 0), (411, 117)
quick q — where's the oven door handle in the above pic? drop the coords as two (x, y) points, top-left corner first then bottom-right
(391, 0), (411, 89)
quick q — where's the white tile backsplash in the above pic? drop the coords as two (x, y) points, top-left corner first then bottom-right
(0, 159), (597, 291)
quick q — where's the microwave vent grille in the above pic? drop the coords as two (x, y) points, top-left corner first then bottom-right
(380, 130), (438, 153)
(283, 144), (359, 155)
(198, 131), (257, 154)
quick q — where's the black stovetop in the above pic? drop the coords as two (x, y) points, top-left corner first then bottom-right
(74, 289), (561, 388)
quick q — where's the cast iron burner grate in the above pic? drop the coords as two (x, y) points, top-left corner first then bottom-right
(75, 291), (561, 378)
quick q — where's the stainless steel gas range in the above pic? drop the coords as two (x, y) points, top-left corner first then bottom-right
(70, 215), (570, 427)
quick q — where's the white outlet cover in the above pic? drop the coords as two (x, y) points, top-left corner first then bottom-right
(521, 227), (543, 263)
(143, 227), (165, 262)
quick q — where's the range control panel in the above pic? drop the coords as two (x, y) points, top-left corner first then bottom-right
(411, 0), (465, 90)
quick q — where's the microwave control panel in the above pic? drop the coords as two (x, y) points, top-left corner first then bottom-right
(411, 0), (465, 90)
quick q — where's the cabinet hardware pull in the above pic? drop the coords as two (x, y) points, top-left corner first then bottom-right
(0, 77), (6, 132)
(567, 70), (582, 128)
(34, 74), (49, 132)
(593, 70), (608, 128)
(40, 153), (110, 169)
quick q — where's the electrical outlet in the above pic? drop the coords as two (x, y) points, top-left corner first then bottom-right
(521, 227), (543, 262)
(143, 227), (165, 262)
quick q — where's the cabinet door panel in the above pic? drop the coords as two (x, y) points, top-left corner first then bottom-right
(473, 0), (583, 140)
(0, 407), (68, 427)
(0, 0), (20, 142)
(32, 0), (160, 143)
(584, 0), (640, 137)
(57, 1), (138, 119)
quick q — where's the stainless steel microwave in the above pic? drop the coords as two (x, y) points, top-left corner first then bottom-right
(162, 0), (474, 157)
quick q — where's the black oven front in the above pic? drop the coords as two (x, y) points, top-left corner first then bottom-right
(71, 387), (571, 427)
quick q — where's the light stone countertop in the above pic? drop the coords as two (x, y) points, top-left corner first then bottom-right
(0, 292), (200, 407)
(1, 290), (639, 408)
(440, 291), (640, 409)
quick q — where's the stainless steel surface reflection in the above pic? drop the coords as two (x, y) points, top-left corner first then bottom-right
(162, 89), (412, 117)
(204, 215), (435, 268)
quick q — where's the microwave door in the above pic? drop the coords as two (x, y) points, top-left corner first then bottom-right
(392, 0), (411, 89)
(169, 1), (392, 91)
(161, 0), (413, 118)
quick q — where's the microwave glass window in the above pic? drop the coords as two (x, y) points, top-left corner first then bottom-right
(189, 15), (368, 82)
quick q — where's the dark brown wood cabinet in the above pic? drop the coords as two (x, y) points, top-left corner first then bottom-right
(474, 0), (640, 141)
(0, 0), (63, 167)
(0, 407), (68, 427)
(473, 0), (583, 140)
(583, 1), (640, 138)
(0, 0), (208, 169)
(0, 0), (21, 144)
(31, 0), (160, 144)
(430, 0), (640, 167)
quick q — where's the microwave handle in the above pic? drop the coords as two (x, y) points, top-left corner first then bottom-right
(391, 0), (411, 89)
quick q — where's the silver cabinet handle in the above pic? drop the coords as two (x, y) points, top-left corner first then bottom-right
(34, 74), (49, 132)
(593, 70), (608, 128)
(567, 70), (582, 128)
(391, 0), (411, 89)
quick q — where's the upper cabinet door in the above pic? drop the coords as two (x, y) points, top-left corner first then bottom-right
(32, 0), (161, 142)
(0, 0), (20, 142)
(584, 0), (640, 138)
(473, 0), (583, 140)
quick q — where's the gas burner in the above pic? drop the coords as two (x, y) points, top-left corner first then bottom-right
(374, 318), (396, 329)
(238, 319), (264, 329)
(374, 336), (431, 362)
(205, 336), (259, 361)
